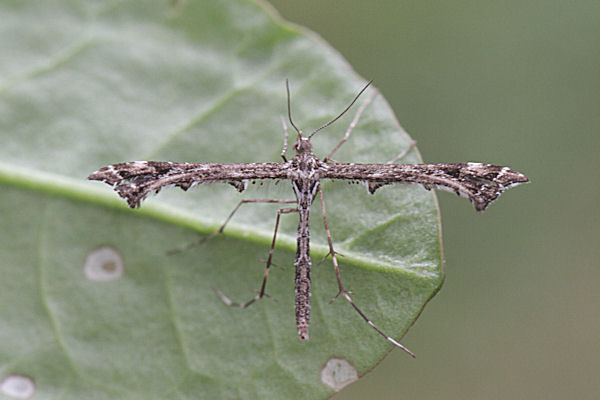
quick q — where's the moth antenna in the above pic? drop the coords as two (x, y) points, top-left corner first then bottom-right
(286, 79), (302, 137)
(308, 80), (373, 139)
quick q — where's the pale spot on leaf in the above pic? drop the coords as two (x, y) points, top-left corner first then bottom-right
(84, 246), (124, 281)
(0, 374), (35, 399)
(320, 357), (358, 392)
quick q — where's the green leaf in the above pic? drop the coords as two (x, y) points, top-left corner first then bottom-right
(0, 0), (442, 399)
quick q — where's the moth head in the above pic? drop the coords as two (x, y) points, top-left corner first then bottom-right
(293, 134), (313, 154)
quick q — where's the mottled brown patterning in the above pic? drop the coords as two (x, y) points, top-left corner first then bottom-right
(88, 81), (529, 357)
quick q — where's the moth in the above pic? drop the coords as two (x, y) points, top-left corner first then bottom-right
(89, 81), (529, 356)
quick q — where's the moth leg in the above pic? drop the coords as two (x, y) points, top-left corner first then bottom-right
(317, 185), (415, 357)
(168, 198), (296, 254)
(323, 91), (378, 162)
(280, 115), (289, 162)
(216, 206), (298, 308)
(385, 139), (417, 164)
(316, 250), (345, 267)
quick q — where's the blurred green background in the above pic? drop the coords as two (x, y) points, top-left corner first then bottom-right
(268, 0), (599, 399)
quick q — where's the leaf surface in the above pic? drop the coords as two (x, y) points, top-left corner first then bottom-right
(0, 1), (443, 398)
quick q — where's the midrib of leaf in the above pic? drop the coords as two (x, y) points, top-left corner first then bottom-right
(0, 160), (430, 280)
